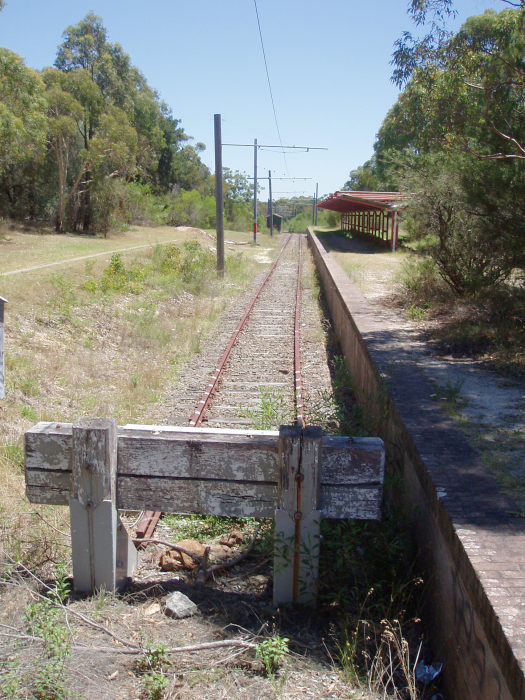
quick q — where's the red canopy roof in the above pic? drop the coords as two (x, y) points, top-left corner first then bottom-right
(317, 191), (408, 213)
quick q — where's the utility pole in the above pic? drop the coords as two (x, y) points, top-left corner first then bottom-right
(312, 191), (315, 225)
(214, 114), (224, 277)
(253, 139), (257, 243)
(268, 170), (273, 237)
(315, 183), (318, 226)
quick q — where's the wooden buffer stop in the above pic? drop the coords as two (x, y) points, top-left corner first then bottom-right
(24, 419), (384, 606)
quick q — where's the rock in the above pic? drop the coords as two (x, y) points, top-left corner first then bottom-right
(160, 540), (205, 571)
(219, 529), (244, 547)
(163, 591), (198, 619)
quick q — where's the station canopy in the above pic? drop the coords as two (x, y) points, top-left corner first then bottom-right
(317, 191), (408, 214)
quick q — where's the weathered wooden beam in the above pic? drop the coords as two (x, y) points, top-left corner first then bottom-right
(274, 426), (323, 606)
(25, 423), (384, 520)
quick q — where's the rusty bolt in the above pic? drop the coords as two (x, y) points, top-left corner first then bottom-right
(295, 473), (304, 483)
(294, 511), (302, 521)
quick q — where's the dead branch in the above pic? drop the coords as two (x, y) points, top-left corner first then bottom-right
(134, 525), (261, 581)
(132, 539), (203, 566)
(206, 526), (261, 579)
(69, 639), (256, 656)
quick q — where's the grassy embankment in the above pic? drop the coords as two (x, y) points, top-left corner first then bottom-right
(0, 224), (281, 570)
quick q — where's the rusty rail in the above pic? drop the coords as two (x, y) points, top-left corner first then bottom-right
(136, 233), (305, 540)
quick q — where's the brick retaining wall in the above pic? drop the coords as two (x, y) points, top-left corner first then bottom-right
(308, 228), (525, 700)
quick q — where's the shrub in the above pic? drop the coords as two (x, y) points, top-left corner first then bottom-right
(99, 252), (145, 293)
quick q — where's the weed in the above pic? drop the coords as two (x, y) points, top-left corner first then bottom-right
(51, 562), (71, 604)
(163, 513), (261, 543)
(365, 619), (421, 699)
(0, 657), (20, 698)
(256, 635), (289, 676)
(50, 273), (76, 316)
(135, 641), (170, 699)
(3, 442), (24, 470)
(242, 386), (292, 431)
(407, 302), (431, 322)
(19, 404), (37, 421)
(307, 354), (369, 436)
(24, 596), (71, 699)
(142, 670), (169, 699)
(430, 378), (464, 411)
(98, 252), (146, 294)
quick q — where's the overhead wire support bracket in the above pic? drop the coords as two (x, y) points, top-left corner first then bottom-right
(223, 144), (327, 150)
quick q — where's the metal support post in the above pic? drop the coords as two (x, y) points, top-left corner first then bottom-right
(274, 425), (322, 606)
(214, 114), (225, 276)
(315, 183), (318, 226)
(253, 139), (258, 243)
(268, 170), (273, 236)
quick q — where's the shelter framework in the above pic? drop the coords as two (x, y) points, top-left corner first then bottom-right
(317, 191), (408, 251)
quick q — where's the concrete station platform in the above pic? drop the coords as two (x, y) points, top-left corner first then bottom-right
(308, 228), (525, 700)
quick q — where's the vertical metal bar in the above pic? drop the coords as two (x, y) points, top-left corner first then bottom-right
(312, 191), (315, 225)
(314, 183), (318, 225)
(214, 114), (224, 277)
(253, 139), (257, 243)
(269, 170), (273, 237)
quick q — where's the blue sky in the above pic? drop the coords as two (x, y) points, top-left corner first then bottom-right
(0, 0), (504, 198)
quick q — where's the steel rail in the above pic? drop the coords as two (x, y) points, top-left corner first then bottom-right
(188, 234), (293, 428)
(294, 235), (305, 428)
(136, 233), (304, 541)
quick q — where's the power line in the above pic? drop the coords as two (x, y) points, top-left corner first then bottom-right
(253, 0), (292, 191)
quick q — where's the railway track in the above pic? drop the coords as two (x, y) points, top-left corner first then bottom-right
(136, 233), (310, 538)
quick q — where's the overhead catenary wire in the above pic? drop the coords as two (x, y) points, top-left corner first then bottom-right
(252, 0), (293, 191)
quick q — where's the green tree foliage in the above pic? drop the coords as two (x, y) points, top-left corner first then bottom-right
(343, 157), (383, 191)
(0, 49), (47, 175)
(402, 154), (525, 294)
(357, 5), (525, 296)
(0, 13), (223, 234)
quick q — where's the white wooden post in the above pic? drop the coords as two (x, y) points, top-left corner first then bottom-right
(274, 426), (322, 606)
(0, 296), (7, 400)
(70, 417), (137, 593)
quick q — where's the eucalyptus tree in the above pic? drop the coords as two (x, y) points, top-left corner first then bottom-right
(43, 67), (138, 232)
(0, 49), (47, 177)
(54, 13), (165, 230)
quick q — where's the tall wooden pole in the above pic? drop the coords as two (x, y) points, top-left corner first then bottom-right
(214, 114), (225, 277)
(253, 139), (258, 243)
(269, 170), (273, 237)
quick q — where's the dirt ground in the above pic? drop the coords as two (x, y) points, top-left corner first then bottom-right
(317, 230), (525, 514)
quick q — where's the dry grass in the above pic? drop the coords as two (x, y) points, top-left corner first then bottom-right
(0, 226), (281, 569)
